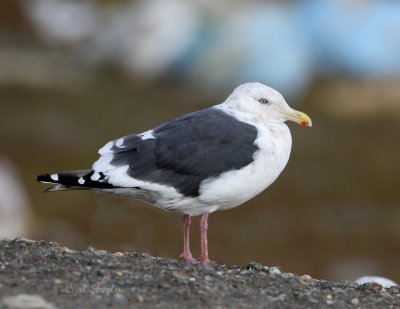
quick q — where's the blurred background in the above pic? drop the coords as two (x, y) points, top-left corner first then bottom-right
(1, 0), (399, 282)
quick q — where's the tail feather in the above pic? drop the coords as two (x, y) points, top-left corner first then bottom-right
(37, 169), (115, 191)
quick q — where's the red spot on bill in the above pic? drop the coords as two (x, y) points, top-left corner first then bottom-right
(300, 121), (308, 126)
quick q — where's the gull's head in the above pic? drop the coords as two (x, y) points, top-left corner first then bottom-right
(224, 82), (312, 127)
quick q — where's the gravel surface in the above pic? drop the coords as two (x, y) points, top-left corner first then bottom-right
(0, 238), (399, 308)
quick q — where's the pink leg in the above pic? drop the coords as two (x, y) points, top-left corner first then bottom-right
(199, 213), (215, 265)
(179, 214), (197, 263)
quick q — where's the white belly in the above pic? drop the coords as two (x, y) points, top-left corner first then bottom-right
(197, 123), (292, 211)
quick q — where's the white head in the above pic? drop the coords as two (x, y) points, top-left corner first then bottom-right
(223, 82), (312, 127)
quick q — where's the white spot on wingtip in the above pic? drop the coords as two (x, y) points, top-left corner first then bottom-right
(78, 177), (85, 185)
(50, 174), (59, 181)
(140, 130), (155, 140)
(91, 172), (100, 181)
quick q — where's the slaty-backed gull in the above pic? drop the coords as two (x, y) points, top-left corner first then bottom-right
(37, 82), (312, 265)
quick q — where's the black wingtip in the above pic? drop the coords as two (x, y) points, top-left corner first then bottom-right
(37, 173), (53, 183)
(37, 170), (114, 190)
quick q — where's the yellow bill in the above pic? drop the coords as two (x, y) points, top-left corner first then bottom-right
(285, 109), (312, 127)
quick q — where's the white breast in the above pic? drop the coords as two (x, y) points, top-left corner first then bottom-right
(198, 122), (292, 211)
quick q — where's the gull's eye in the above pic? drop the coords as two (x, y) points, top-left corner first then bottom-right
(258, 98), (269, 104)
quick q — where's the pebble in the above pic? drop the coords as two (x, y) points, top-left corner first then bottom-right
(355, 276), (398, 288)
(141, 253), (153, 259)
(356, 282), (382, 292)
(246, 262), (264, 271)
(301, 275), (312, 280)
(53, 278), (63, 285)
(16, 238), (36, 244)
(202, 265), (215, 271)
(320, 282), (333, 291)
(113, 293), (127, 305)
(209, 271), (223, 280)
(61, 247), (75, 254)
(268, 267), (282, 275)
(325, 294), (334, 305)
(269, 293), (286, 302)
(172, 271), (189, 281)
(96, 270), (104, 277)
(3, 294), (55, 309)
(159, 282), (171, 289)
(87, 247), (107, 255)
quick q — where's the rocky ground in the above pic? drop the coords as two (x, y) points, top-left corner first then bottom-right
(0, 239), (399, 308)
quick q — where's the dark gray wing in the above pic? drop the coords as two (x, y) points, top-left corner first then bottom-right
(107, 108), (259, 197)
